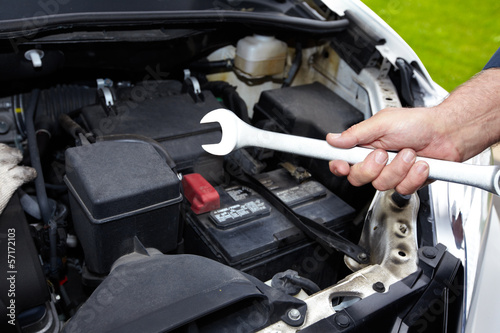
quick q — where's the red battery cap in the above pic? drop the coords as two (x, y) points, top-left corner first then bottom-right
(182, 173), (220, 214)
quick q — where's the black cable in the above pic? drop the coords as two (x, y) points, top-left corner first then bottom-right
(282, 43), (303, 88)
(226, 163), (370, 264)
(189, 59), (233, 72)
(98, 134), (177, 172)
(285, 275), (321, 294)
(25, 90), (50, 222)
(25, 89), (59, 277)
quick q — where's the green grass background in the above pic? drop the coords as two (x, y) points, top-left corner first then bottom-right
(361, 0), (500, 92)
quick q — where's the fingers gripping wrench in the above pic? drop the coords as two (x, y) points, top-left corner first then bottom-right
(201, 108), (500, 196)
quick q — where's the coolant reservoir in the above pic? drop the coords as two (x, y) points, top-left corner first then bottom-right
(234, 35), (287, 78)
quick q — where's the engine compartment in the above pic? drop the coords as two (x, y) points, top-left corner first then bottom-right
(0, 3), (464, 331)
(58, 68), (369, 284)
(1, 44), (376, 331)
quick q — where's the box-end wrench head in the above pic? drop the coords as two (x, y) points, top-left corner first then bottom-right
(201, 108), (500, 196)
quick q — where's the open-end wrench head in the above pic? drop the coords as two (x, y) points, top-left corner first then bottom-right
(200, 108), (240, 156)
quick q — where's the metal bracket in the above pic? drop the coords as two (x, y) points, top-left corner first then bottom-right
(183, 69), (204, 102)
(96, 78), (115, 107)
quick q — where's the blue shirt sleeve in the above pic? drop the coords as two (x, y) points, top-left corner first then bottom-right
(484, 47), (500, 70)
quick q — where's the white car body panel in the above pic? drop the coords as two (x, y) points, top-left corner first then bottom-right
(321, 1), (499, 331)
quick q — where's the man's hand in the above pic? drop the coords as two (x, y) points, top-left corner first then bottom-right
(0, 144), (37, 214)
(327, 68), (500, 195)
(327, 107), (456, 194)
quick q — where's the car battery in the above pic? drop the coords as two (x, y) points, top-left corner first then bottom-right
(185, 167), (355, 283)
(64, 141), (182, 275)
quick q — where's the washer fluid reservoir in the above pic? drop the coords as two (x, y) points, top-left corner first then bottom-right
(234, 35), (287, 78)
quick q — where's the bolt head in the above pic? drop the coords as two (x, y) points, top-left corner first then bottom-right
(423, 247), (437, 259)
(335, 313), (350, 328)
(373, 281), (386, 293)
(358, 252), (368, 261)
(287, 308), (301, 321)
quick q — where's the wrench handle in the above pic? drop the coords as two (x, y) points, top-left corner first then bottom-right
(241, 128), (500, 195)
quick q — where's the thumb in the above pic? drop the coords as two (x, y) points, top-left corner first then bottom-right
(326, 130), (361, 149)
(327, 113), (388, 149)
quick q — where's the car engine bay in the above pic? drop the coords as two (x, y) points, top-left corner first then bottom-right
(0, 1), (464, 332)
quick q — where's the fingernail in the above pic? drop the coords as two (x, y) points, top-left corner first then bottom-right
(402, 150), (415, 163)
(329, 161), (338, 175)
(375, 151), (388, 165)
(328, 133), (341, 139)
(416, 163), (428, 174)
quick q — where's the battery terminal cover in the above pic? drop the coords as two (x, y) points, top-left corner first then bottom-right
(182, 173), (220, 214)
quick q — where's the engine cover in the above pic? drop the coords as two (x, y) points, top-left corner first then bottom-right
(65, 141), (182, 275)
(80, 83), (222, 171)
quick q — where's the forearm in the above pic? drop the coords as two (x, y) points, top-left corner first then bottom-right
(435, 68), (500, 161)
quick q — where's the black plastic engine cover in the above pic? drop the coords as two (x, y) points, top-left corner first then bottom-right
(65, 141), (182, 275)
(253, 82), (364, 139)
(80, 87), (222, 171)
(62, 254), (306, 333)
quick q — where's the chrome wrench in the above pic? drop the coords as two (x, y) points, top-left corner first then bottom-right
(201, 108), (500, 196)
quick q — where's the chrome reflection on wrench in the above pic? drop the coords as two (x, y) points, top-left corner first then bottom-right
(201, 108), (500, 196)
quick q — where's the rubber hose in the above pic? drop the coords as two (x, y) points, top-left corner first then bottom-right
(35, 85), (97, 125)
(59, 113), (86, 140)
(189, 59), (233, 72)
(25, 89), (59, 276)
(282, 43), (302, 88)
(286, 275), (321, 294)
